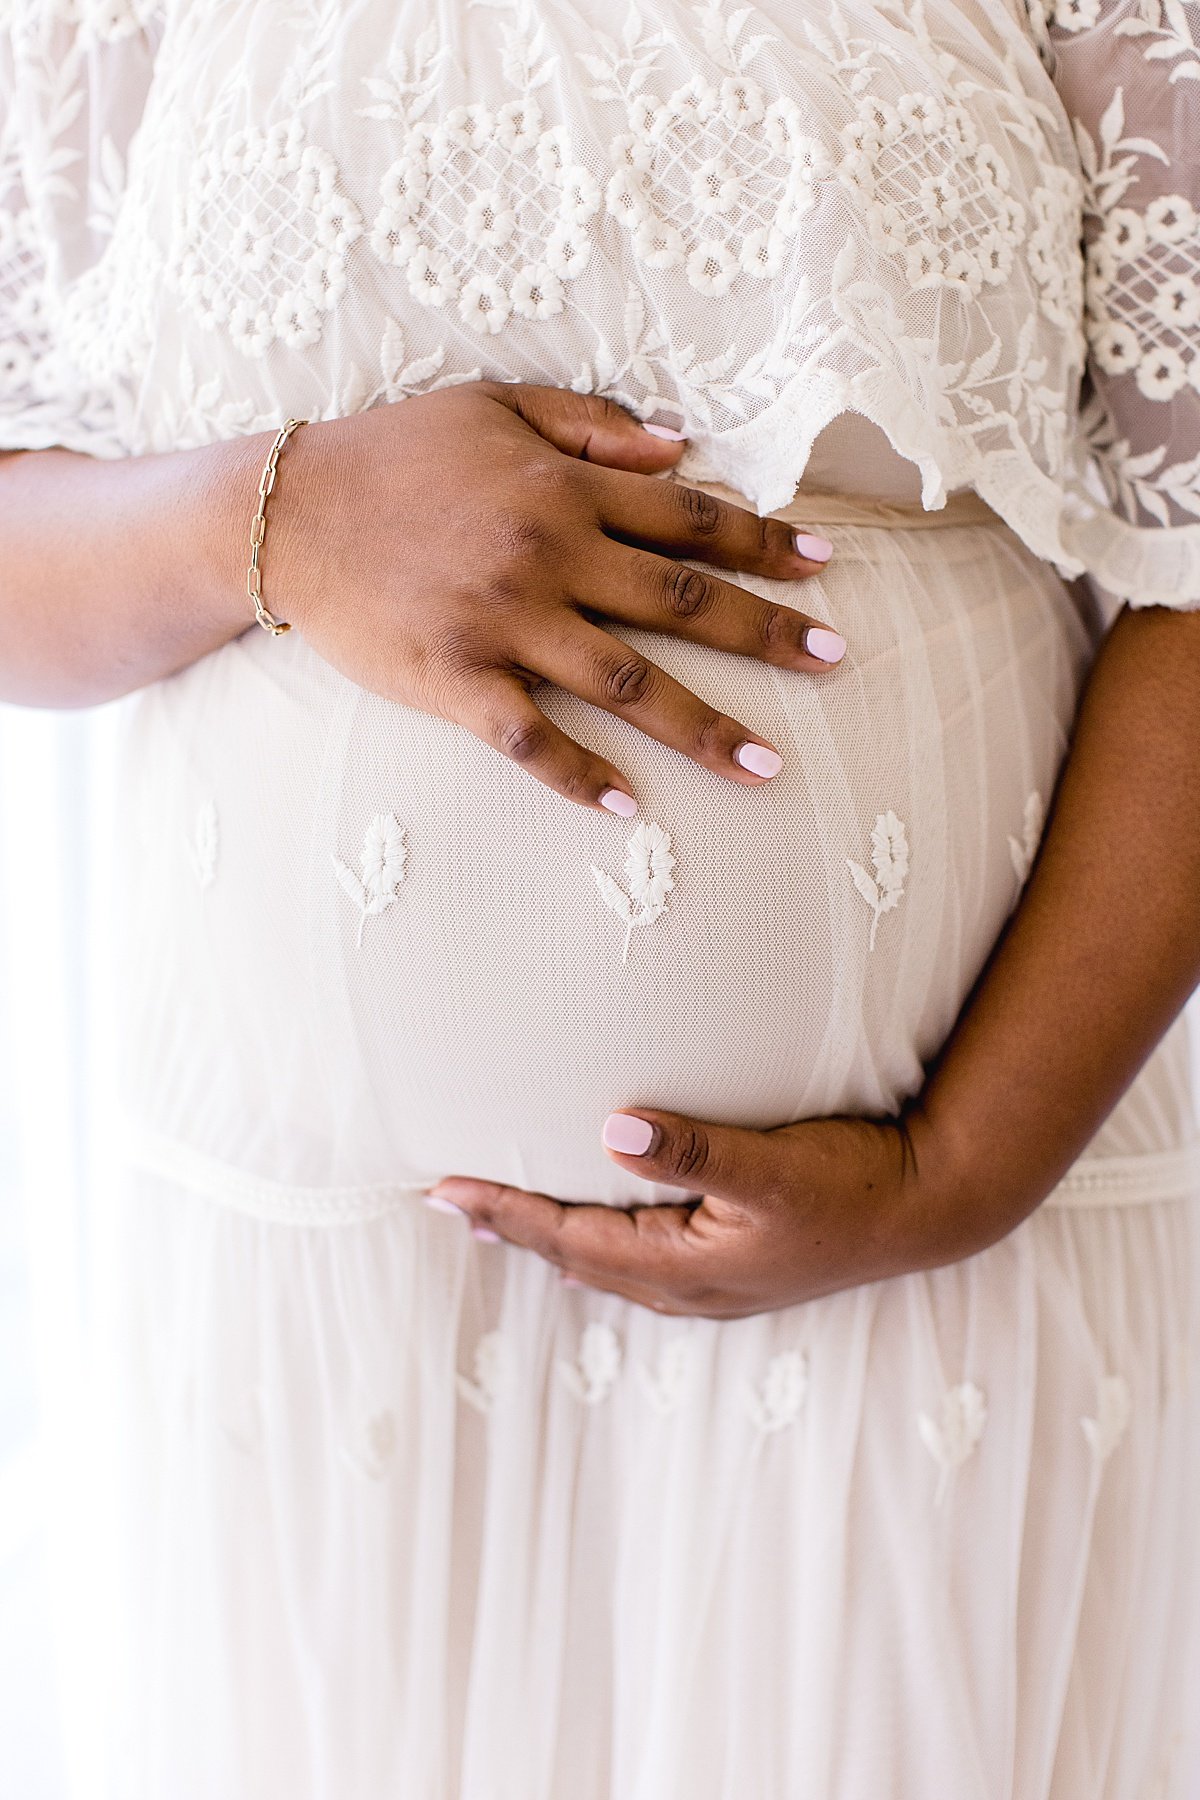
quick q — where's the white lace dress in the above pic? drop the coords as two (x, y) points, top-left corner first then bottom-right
(3, 0), (1200, 1795)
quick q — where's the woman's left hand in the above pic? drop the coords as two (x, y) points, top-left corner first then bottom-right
(428, 1106), (980, 1317)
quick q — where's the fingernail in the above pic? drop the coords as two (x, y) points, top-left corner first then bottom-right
(803, 626), (847, 664)
(424, 1192), (464, 1215)
(561, 1275), (585, 1289)
(599, 788), (639, 817)
(473, 1226), (501, 1244)
(735, 742), (783, 778)
(794, 532), (833, 562)
(642, 422), (687, 441)
(602, 1112), (656, 1155)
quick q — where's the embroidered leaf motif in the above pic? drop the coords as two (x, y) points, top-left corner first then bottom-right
(186, 800), (220, 889)
(745, 1350), (808, 1433)
(333, 812), (409, 946)
(592, 820), (676, 962)
(847, 809), (908, 950)
(456, 1330), (508, 1414)
(339, 1409), (397, 1480)
(1008, 789), (1045, 889)
(918, 1382), (987, 1506)
(637, 1338), (692, 1415)
(1081, 1373), (1131, 1464)
(558, 1321), (622, 1405)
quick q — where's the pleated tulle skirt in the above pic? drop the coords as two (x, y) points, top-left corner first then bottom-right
(97, 1165), (1200, 1800)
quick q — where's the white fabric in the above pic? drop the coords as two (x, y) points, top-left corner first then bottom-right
(2, 2), (1200, 1796)
(2, 0), (1200, 606)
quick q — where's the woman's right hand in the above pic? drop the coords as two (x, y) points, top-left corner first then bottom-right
(214, 382), (845, 811)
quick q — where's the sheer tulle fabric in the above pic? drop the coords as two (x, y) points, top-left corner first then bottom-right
(102, 1166), (1200, 1800)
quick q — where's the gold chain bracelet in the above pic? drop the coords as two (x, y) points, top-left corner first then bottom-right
(246, 417), (306, 636)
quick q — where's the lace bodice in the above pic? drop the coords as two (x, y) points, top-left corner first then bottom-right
(0, 0), (1198, 610)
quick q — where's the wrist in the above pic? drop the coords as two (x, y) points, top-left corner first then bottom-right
(184, 429), (279, 638)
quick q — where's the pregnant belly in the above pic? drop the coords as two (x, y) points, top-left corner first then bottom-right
(119, 493), (1099, 1207)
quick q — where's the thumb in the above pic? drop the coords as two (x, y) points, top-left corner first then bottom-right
(600, 1108), (779, 1208)
(485, 382), (688, 473)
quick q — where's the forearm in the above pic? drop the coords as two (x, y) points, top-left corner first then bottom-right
(913, 602), (1200, 1253)
(0, 435), (268, 707)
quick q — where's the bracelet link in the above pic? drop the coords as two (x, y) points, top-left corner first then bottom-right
(246, 417), (306, 636)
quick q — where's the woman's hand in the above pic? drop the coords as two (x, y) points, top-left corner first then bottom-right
(426, 1106), (967, 1317)
(213, 383), (844, 811)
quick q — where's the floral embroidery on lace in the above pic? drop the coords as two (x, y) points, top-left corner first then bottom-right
(333, 812), (409, 947)
(1081, 1372), (1132, 1463)
(637, 1337), (692, 1414)
(1008, 790), (1045, 889)
(339, 1408), (398, 1480)
(745, 1349), (808, 1434)
(592, 821), (676, 963)
(590, 6), (829, 299)
(848, 810), (909, 951)
(170, 119), (362, 357)
(367, 9), (598, 336)
(918, 1381), (987, 1505)
(186, 800), (219, 890)
(457, 1330), (508, 1413)
(559, 1320), (622, 1405)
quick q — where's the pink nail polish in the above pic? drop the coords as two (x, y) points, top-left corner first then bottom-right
(804, 627), (847, 664)
(642, 422), (688, 442)
(599, 788), (639, 818)
(794, 532), (833, 562)
(473, 1226), (501, 1243)
(561, 1275), (585, 1289)
(602, 1113), (656, 1155)
(735, 742), (783, 779)
(424, 1192), (464, 1216)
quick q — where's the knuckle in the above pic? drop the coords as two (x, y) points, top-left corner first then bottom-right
(494, 511), (555, 567)
(757, 602), (796, 655)
(497, 713), (549, 765)
(677, 484), (722, 537)
(664, 1122), (709, 1182)
(600, 651), (657, 708)
(534, 457), (581, 503)
(689, 709), (733, 762)
(662, 563), (715, 621)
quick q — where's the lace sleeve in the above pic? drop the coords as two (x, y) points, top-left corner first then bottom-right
(1043, 0), (1200, 607)
(0, 8), (157, 457)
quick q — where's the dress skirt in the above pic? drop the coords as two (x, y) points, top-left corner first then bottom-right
(101, 488), (1200, 1799)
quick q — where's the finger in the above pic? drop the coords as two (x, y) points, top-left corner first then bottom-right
(536, 619), (788, 785)
(599, 1108), (791, 1209)
(585, 540), (847, 672)
(481, 382), (688, 475)
(589, 466), (835, 582)
(457, 671), (640, 816)
(429, 1177), (709, 1291)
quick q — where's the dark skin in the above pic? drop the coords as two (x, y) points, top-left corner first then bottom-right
(431, 600), (1200, 1315)
(3, 387), (1197, 1317)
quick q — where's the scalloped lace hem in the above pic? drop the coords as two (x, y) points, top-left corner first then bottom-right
(679, 371), (1200, 613)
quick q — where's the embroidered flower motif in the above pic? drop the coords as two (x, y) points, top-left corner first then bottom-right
(848, 811), (909, 951)
(457, 1331), (508, 1414)
(1081, 1373), (1131, 1464)
(187, 800), (219, 889)
(339, 1409), (397, 1481)
(170, 125), (361, 358)
(745, 1350), (808, 1434)
(333, 812), (409, 947)
(918, 1382), (987, 1506)
(1008, 790), (1045, 889)
(592, 821), (677, 963)
(559, 1321), (621, 1405)
(637, 1338), (692, 1415)
(369, 100), (598, 331)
